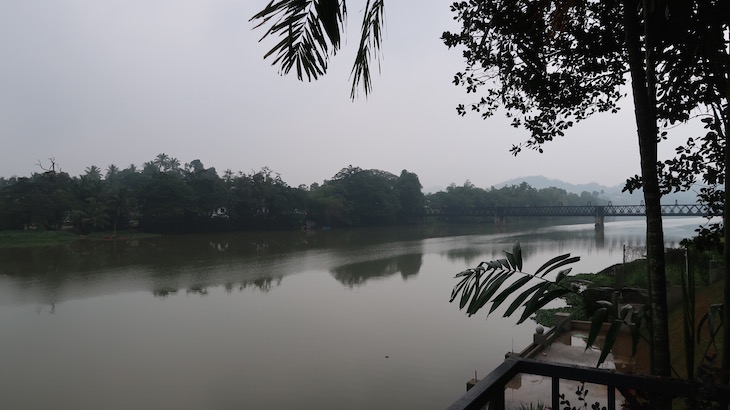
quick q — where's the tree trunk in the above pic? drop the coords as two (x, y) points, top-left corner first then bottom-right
(722, 23), (730, 386)
(623, 0), (671, 379)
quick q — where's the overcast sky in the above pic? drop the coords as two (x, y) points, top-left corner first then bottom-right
(0, 1), (690, 191)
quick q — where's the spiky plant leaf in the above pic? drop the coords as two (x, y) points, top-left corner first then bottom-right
(597, 320), (623, 368)
(467, 271), (512, 316)
(539, 256), (581, 278)
(505, 251), (516, 270)
(517, 288), (570, 324)
(534, 253), (573, 276)
(493, 259), (507, 269)
(350, 0), (384, 98)
(554, 268), (572, 283)
(619, 304), (633, 320)
(503, 281), (549, 317)
(489, 275), (533, 314)
(450, 274), (472, 302)
(459, 274), (478, 309)
(252, 0), (387, 99)
(586, 307), (608, 349)
(252, 0), (346, 82)
(513, 241), (522, 271)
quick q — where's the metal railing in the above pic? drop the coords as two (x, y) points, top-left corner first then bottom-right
(447, 355), (730, 410)
(424, 204), (707, 218)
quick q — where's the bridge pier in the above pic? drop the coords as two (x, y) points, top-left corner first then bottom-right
(494, 215), (506, 227)
(594, 206), (605, 228)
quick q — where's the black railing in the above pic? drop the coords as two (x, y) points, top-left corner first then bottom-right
(447, 355), (730, 410)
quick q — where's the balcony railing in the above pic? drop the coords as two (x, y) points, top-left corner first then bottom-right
(447, 355), (730, 410)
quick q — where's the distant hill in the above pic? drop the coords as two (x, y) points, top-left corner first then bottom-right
(493, 175), (700, 205)
(494, 176), (605, 194)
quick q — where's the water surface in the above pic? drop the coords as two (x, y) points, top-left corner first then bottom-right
(0, 218), (704, 409)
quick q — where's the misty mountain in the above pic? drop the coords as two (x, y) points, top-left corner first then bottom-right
(493, 175), (700, 205)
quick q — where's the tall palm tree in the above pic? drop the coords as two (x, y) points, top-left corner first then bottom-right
(84, 165), (102, 181)
(107, 188), (132, 238)
(251, 0), (385, 98)
(154, 153), (169, 172)
(166, 157), (181, 175)
(105, 164), (120, 181)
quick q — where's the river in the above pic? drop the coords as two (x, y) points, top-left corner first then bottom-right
(0, 217), (706, 409)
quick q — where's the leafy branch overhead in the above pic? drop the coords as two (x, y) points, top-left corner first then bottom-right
(441, 1), (627, 155)
(251, 0), (385, 99)
(451, 242), (647, 368)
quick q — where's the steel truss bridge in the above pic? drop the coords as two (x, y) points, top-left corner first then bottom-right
(424, 204), (707, 226)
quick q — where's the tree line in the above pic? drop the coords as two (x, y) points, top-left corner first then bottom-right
(0, 156), (603, 234)
(428, 180), (604, 210)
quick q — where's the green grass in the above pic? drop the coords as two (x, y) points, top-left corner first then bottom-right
(0, 230), (77, 248)
(85, 230), (160, 240)
(0, 229), (160, 248)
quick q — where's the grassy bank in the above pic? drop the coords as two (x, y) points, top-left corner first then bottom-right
(0, 230), (78, 247)
(84, 231), (160, 241)
(0, 230), (159, 248)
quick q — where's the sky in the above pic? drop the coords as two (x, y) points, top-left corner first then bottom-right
(0, 1), (691, 191)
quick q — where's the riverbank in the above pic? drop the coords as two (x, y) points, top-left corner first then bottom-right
(0, 230), (159, 248)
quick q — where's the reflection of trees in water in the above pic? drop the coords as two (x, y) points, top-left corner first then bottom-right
(437, 227), (654, 269)
(398, 253), (421, 279)
(238, 277), (282, 292)
(444, 247), (486, 265)
(35, 304), (56, 315)
(186, 285), (209, 295)
(153, 288), (178, 298)
(330, 253), (423, 287)
(152, 276), (283, 299)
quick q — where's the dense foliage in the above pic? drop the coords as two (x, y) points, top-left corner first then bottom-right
(0, 156), (604, 234)
(440, 0), (730, 381)
(427, 181), (603, 209)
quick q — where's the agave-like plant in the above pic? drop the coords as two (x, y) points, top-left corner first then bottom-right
(451, 241), (650, 368)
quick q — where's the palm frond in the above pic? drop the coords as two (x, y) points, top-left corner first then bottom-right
(350, 0), (385, 99)
(251, 0), (346, 82)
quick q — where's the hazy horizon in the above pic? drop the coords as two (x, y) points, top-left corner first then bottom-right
(1, 2), (700, 190)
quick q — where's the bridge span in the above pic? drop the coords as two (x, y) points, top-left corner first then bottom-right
(424, 204), (707, 227)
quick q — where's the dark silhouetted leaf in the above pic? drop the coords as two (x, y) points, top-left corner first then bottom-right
(513, 241), (523, 271)
(586, 308), (608, 349)
(597, 320), (623, 368)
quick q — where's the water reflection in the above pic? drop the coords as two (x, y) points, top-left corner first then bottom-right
(445, 247), (486, 265)
(595, 225), (605, 248)
(0, 218), (705, 307)
(152, 276), (285, 299)
(152, 287), (178, 298)
(330, 253), (423, 287)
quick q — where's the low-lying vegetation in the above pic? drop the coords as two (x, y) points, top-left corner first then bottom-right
(0, 229), (158, 248)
